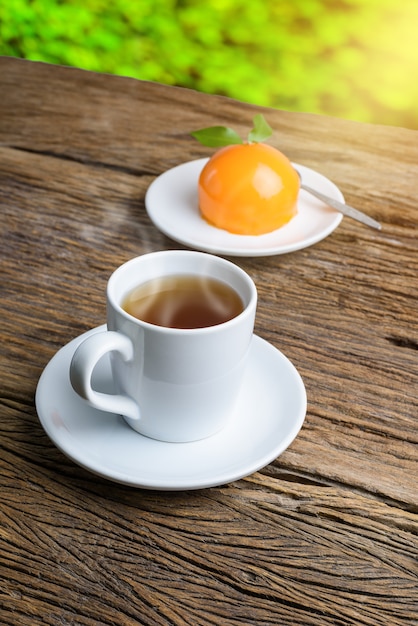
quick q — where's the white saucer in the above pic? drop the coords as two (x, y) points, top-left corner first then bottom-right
(145, 158), (343, 257)
(35, 325), (307, 490)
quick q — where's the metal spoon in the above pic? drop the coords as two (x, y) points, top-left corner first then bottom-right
(296, 170), (382, 230)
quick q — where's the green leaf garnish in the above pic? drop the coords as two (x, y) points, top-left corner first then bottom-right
(191, 126), (243, 147)
(247, 113), (273, 143)
(191, 114), (273, 148)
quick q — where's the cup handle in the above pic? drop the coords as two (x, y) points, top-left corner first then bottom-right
(69, 331), (140, 421)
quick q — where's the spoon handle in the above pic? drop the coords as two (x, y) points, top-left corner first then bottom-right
(300, 183), (382, 231)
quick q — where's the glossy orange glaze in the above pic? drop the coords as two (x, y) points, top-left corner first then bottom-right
(198, 142), (300, 235)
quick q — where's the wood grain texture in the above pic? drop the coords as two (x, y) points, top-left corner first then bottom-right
(0, 57), (417, 625)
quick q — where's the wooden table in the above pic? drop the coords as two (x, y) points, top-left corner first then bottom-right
(1, 57), (417, 625)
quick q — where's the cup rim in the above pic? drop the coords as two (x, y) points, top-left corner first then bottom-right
(107, 250), (257, 334)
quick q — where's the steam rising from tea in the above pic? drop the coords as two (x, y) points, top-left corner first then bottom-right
(122, 275), (244, 329)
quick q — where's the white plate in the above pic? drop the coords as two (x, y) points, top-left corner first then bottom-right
(145, 158), (343, 256)
(35, 326), (307, 490)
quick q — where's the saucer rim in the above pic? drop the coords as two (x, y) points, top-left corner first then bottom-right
(145, 158), (343, 257)
(35, 325), (307, 490)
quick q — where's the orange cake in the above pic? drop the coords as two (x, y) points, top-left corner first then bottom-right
(198, 142), (300, 235)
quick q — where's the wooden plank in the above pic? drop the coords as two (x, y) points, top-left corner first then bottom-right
(0, 57), (417, 626)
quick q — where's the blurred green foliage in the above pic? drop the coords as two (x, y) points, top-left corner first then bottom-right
(1, 0), (418, 128)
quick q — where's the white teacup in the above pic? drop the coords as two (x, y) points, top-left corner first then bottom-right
(70, 250), (257, 442)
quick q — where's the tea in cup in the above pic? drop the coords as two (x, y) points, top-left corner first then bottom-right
(70, 250), (257, 442)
